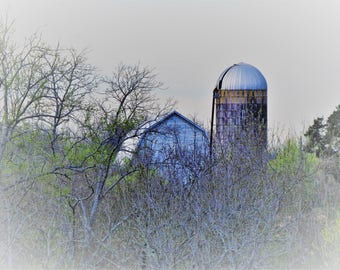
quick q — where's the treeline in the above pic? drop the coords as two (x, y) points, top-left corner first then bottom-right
(0, 22), (339, 269)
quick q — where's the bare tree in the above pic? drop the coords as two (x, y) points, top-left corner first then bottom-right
(41, 64), (174, 265)
(0, 21), (97, 165)
(0, 21), (49, 161)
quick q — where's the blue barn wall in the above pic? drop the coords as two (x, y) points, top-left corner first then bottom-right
(136, 111), (208, 183)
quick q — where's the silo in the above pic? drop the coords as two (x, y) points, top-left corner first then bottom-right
(210, 63), (267, 149)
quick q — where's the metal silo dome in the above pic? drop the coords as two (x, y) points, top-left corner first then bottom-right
(216, 62), (267, 90)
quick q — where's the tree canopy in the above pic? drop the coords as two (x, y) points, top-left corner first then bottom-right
(304, 105), (340, 157)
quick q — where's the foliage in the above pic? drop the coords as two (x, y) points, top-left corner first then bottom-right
(269, 138), (318, 175)
(305, 105), (340, 157)
(304, 117), (326, 157)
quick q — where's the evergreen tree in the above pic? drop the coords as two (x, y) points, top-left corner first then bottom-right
(304, 105), (340, 157)
(324, 105), (340, 156)
(304, 117), (326, 157)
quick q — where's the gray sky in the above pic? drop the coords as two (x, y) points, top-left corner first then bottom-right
(2, 0), (340, 135)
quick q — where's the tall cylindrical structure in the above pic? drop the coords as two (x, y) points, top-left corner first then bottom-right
(213, 62), (267, 147)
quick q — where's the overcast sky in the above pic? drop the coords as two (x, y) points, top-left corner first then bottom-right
(2, 0), (340, 135)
